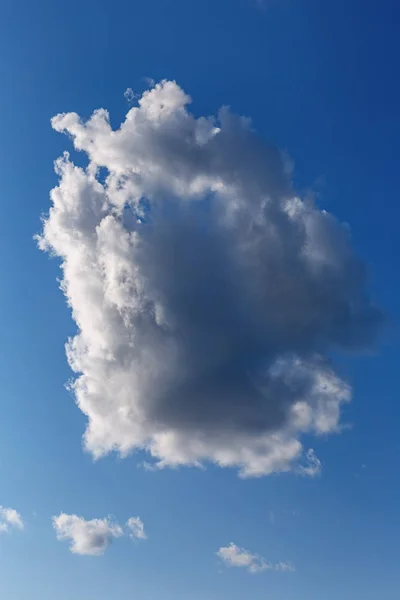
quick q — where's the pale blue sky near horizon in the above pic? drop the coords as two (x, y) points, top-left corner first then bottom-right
(0, 0), (399, 598)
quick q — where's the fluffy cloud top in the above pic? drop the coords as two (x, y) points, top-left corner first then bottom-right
(126, 516), (147, 540)
(0, 506), (24, 533)
(52, 513), (123, 555)
(38, 80), (382, 477)
(217, 543), (294, 574)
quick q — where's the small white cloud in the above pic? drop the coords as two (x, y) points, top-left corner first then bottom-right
(126, 516), (147, 540)
(124, 88), (136, 103)
(297, 448), (321, 477)
(217, 543), (294, 574)
(52, 513), (123, 556)
(0, 506), (24, 533)
(142, 76), (156, 90)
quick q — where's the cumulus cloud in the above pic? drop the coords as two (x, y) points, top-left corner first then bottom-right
(52, 513), (123, 555)
(0, 506), (24, 533)
(38, 80), (382, 477)
(126, 516), (147, 539)
(217, 543), (294, 574)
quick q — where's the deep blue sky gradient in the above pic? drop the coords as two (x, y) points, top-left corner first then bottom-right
(0, 1), (399, 598)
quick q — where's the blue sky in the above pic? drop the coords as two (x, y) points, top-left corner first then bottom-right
(0, 0), (399, 598)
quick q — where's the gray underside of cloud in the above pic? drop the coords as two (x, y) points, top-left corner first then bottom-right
(38, 80), (382, 477)
(52, 513), (146, 555)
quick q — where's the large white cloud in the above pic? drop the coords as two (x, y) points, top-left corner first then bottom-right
(217, 543), (294, 574)
(38, 80), (382, 477)
(0, 506), (24, 533)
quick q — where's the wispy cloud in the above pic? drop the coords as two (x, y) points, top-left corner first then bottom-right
(124, 87), (137, 103)
(217, 543), (294, 574)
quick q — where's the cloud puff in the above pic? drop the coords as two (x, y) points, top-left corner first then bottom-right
(124, 88), (136, 103)
(126, 516), (147, 540)
(38, 80), (382, 477)
(217, 543), (294, 574)
(52, 513), (147, 555)
(52, 513), (123, 555)
(0, 506), (24, 533)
